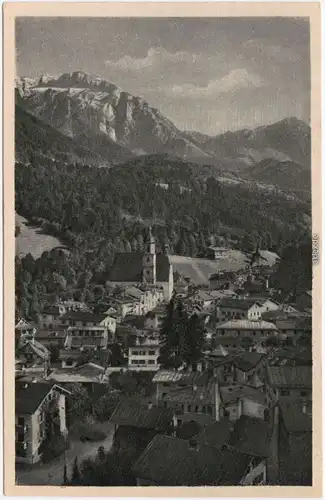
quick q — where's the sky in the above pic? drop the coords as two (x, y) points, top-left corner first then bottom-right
(16, 17), (310, 135)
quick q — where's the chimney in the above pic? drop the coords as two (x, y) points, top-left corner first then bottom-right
(148, 401), (153, 410)
(188, 439), (199, 452)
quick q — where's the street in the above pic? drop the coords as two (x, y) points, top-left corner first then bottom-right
(16, 422), (115, 485)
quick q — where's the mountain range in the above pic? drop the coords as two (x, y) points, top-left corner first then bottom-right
(16, 71), (311, 193)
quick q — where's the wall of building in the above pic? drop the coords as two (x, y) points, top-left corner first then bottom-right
(128, 346), (160, 370)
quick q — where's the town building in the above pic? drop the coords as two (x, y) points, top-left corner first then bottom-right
(15, 382), (70, 464)
(267, 366), (312, 400)
(278, 398), (312, 485)
(107, 227), (174, 301)
(128, 336), (161, 371)
(132, 434), (267, 486)
(215, 319), (278, 343)
(59, 311), (116, 334)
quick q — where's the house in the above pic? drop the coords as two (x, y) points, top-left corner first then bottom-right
(205, 351), (267, 387)
(15, 319), (37, 345)
(16, 338), (51, 375)
(132, 434), (267, 486)
(125, 285), (164, 315)
(227, 415), (272, 458)
(15, 382), (71, 464)
(59, 311), (116, 334)
(267, 366), (312, 400)
(205, 246), (228, 260)
(46, 362), (110, 385)
(106, 227), (174, 301)
(295, 290), (312, 312)
(215, 319), (277, 343)
(274, 316), (311, 340)
(219, 384), (268, 421)
(128, 336), (160, 371)
(217, 298), (263, 322)
(209, 271), (238, 291)
(35, 326), (68, 349)
(247, 299), (280, 320)
(39, 305), (66, 328)
(159, 377), (221, 426)
(278, 398), (312, 485)
(109, 399), (175, 459)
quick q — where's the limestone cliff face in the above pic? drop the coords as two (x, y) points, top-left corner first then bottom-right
(16, 71), (209, 162)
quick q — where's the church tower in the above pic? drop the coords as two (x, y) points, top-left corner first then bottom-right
(142, 226), (156, 285)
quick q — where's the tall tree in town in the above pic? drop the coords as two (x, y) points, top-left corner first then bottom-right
(183, 313), (205, 368)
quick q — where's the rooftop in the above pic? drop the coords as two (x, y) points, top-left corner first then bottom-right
(109, 400), (174, 431)
(267, 366), (312, 388)
(216, 319), (277, 331)
(15, 382), (69, 414)
(227, 415), (271, 457)
(220, 384), (266, 406)
(152, 370), (209, 385)
(195, 420), (233, 449)
(219, 298), (259, 310)
(61, 311), (107, 323)
(132, 434), (252, 486)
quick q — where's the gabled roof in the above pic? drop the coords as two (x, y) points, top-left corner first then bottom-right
(132, 434), (252, 485)
(279, 399), (312, 433)
(109, 400), (174, 431)
(216, 319), (277, 330)
(232, 352), (265, 372)
(227, 415), (271, 457)
(60, 311), (107, 323)
(162, 379), (216, 406)
(152, 370), (209, 385)
(195, 420), (233, 448)
(267, 366), (312, 388)
(108, 253), (170, 283)
(220, 385), (266, 406)
(18, 340), (50, 360)
(69, 336), (107, 348)
(219, 298), (258, 310)
(15, 382), (70, 414)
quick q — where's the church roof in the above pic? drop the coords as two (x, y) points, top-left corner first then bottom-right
(107, 253), (170, 283)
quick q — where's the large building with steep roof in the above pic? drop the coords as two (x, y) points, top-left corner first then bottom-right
(107, 227), (174, 301)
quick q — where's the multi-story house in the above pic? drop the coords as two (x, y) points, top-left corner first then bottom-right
(15, 382), (71, 464)
(59, 311), (116, 334)
(215, 319), (278, 343)
(128, 336), (161, 371)
(267, 366), (312, 401)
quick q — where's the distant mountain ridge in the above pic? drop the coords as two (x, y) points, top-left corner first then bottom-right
(16, 71), (311, 193)
(184, 116), (311, 170)
(16, 71), (210, 164)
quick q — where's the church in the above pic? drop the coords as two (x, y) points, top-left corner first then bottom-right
(107, 227), (174, 301)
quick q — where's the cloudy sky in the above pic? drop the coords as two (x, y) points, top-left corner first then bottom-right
(16, 17), (310, 135)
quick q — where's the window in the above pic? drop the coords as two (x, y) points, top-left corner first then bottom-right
(195, 405), (199, 413)
(148, 360), (155, 364)
(202, 406), (206, 414)
(66, 360), (73, 367)
(207, 406), (212, 415)
(281, 389), (290, 396)
(138, 360), (145, 364)
(131, 351), (138, 356)
(187, 405), (192, 412)
(148, 350), (155, 355)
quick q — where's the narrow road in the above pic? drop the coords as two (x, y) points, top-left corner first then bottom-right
(16, 422), (115, 486)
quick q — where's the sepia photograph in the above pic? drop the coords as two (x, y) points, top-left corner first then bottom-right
(3, 3), (322, 496)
